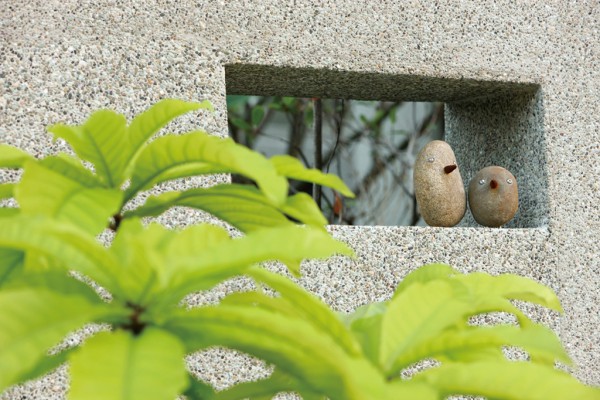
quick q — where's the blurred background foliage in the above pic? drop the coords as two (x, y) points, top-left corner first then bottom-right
(227, 95), (444, 226)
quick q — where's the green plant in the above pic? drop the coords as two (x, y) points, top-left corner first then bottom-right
(0, 100), (598, 400)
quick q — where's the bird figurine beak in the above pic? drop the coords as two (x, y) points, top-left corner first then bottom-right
(444, 164), (458, 174)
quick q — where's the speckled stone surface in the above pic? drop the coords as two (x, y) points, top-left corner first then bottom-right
(1, 0), (599, 398)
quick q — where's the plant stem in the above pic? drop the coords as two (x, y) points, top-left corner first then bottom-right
(313, 98), (323, 208)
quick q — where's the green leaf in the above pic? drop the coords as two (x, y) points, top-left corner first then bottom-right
(127, 185), (328, 232)
(0, 289), (109, 392)
(226, 95), (250, 109)
(125, 185), (292, 233)
(107, 220), (235, 310)
(343, 302), (387, 364)
(414, 361), (600, 400)
(49, 110), (128, 187)
(251, 106), (265, 126)
(454, 272), (563, 312)
(248, 267), (361, 357)
(159, 226), (354, 308)
(184, 376), (216, 400)
(125, 99), (211, 174)
(0, 248), (24, 287)
(165, 305), (386, 400)
(0, 207), (18, 217)
(164, 223), (231, 260)
(17, 348), (75, 385)
(215, 369), (322, 400)
(270, 155), (355, 198)
(0, 144), (34, 168)
(109, 220), (173, 304)
(380, 280), (473, 373)
(280, 192), (328, 228)
(230, 117), (252, 131)
(68, 328), (188, 400)
(221, 291), (301, 316)
(125, 132), (287, 205)
(0, 215), (122, 295)
(15, 161), (122, 235)
(388, 324), (571, 376)
(40, 154), (102, 187)
(392, 263), (459, 299)
(268, 102), (284, 111)
(3, 270), (103, 304)
(0, 183), (15, 199)
(282, 97), (296, 107)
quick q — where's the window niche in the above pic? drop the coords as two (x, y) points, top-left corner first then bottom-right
(225, 64), (548, 229)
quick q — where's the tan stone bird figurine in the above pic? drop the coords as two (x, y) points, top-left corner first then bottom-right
(468, 166), (518, 227)
(414, 140), (466, 227)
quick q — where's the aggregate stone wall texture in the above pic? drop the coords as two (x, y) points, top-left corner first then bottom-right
(0, 0), (599, 397)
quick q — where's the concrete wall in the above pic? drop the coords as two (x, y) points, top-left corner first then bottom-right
(1, 0), (598, 397)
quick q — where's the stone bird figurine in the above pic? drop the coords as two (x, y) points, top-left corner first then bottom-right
(414, 140), (466, 227)
(468, 166), (518, 227)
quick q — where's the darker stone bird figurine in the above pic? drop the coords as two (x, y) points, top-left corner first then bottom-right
(468, 166), (518, 227)
(414, 140), (466, 227)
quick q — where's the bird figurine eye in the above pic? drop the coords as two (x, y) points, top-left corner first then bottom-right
(507, 178), (513, 184)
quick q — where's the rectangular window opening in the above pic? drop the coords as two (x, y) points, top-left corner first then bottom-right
(225, 64), (547, 229)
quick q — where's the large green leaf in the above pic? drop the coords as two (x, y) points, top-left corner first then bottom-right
(68, 328), (188, 400)
(0, 215), (122, 295)
(380, 280), (473, 373)
(387, 324), (571, 377)
(0, 183), (15, 200)
(40, 154), (103, 188)
(0, 208), (18, 217)
(0, 144), (34, 168)
(392, 263), (459, 299)
(280, 192), (328, 228)
(0, 289), (110, 392)
(126, 184), (327, 232)
(15, 161), (122, 235)
(2, 270), (103, 304)
(165, 305), (389, 400)
(155, 226), (354, 309)
(47, 99), (209, 188)
(163, 223), (231, 260)
(221, 291), (303, 320)
(109, 220), (236, 308)
(343, 302), (387, 365)
(270, 155), (355, 198)
(247, 267), (361, 357)
(125, 185), (292, 233)
(49, 110), (128, 187)
(454, 272), (563, 312)
(184, 376), (216, 400)
(414, 361), (600, 400)
(0, 248), (24, 286)
(16, 347), (76, 386)
(125, 99), (212, 174)
(215, 369), (323, 400)
(109, 220), (174, 304)
(125, 132), (287, 205)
